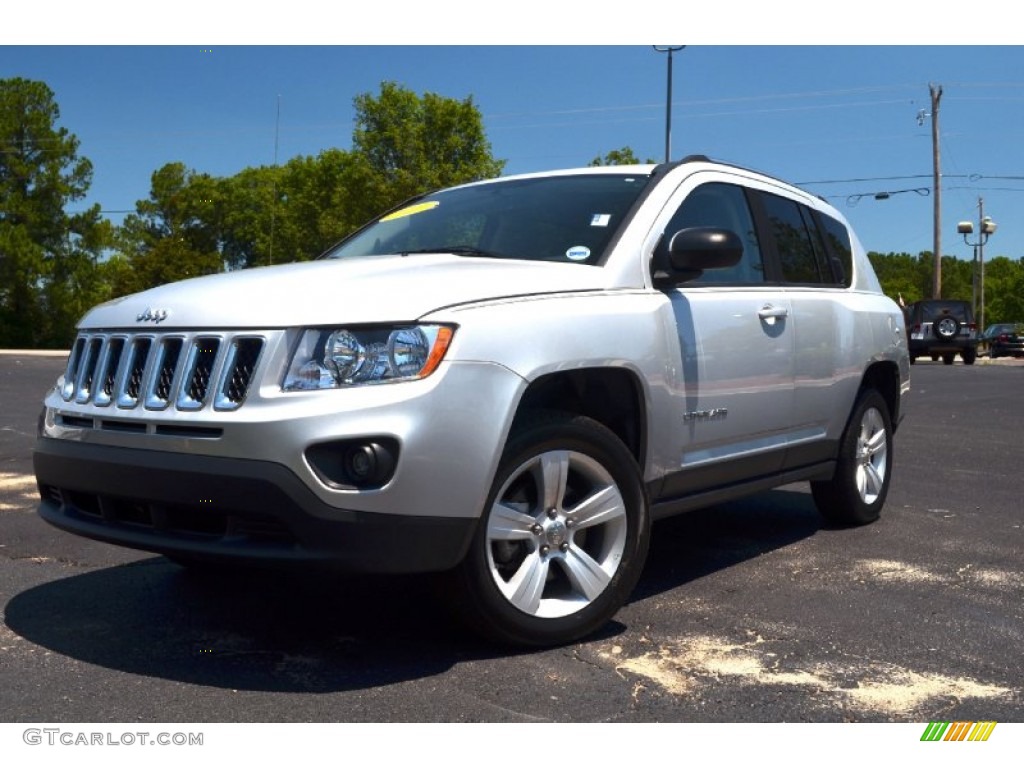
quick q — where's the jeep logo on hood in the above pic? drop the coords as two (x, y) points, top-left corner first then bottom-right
(136, 308), (169, 324)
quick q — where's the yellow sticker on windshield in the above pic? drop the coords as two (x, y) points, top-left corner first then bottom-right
(380, 201), (440, 222)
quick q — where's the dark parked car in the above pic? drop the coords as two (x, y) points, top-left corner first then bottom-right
(981, 323), (1024, 358)
(904, 299), (978, 365)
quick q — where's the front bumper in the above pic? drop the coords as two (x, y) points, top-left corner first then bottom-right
(34, 438), (477, 573)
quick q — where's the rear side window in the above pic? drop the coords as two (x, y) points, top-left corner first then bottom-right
(760, 193), (823, 284)
(819, 214), (854, 287)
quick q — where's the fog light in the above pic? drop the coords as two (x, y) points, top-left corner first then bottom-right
(306, 438), (399, 490)
(347, 445), (376, 481)
(345, 442), (396, 487)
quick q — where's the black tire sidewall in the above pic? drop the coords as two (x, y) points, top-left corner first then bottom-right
(813, 389), (893, 526)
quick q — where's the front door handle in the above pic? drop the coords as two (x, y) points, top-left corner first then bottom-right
(758, 304), (789, 320)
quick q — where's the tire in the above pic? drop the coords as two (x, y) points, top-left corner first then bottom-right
(931, 354), (939, 361)
(908, 355), (916, 365)
(811, 389), (893, 526)
(942, 353), (955, 365)
(990, 347), (1000, 359)
(962, 348), (977, 365)
(452, 411), (650, 646)
(933, 316), (959, 340)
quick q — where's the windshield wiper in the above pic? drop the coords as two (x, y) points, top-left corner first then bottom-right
(400, 246), (507, 260)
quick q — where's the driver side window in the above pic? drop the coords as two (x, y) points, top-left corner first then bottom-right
(656, 182), (765, 285)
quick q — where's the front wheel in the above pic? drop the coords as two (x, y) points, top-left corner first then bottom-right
(811, 389), (893, 526)
(453, 412), (649, 646)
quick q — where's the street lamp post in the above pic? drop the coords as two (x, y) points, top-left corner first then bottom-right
(958, 198), (997, 332)
(653, 45), (685, 163)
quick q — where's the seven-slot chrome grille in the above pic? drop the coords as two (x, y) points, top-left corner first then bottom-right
(60, 332), (265, 413)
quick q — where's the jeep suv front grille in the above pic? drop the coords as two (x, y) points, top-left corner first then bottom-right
(61, 332), (265, 412)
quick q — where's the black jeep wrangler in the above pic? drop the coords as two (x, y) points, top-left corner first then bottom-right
(904, 299), (978, 365)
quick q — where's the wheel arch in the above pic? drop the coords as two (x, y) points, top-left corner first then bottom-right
(859, 360), (902, 431)
(514, 367), (648, 469)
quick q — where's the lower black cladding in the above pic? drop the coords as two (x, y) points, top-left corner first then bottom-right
(33, 438), (476, 574)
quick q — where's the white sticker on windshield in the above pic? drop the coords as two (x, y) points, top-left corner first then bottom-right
(590, 214), (611, 227)
(566, 246), (591, 261)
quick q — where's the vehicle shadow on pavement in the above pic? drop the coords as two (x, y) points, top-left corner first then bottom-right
(5, 489), (821, 693)
(5, 559), (494, 693)
(632, 487), (822, 601)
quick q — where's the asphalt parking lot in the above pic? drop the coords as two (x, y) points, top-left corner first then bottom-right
(1, 351), (1022, 722)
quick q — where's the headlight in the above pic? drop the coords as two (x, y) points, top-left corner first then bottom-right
(283, 325), (455, 390)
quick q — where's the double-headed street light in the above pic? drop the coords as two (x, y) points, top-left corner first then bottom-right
(958, 199), (997, 332)
(653, 45), (685, 163)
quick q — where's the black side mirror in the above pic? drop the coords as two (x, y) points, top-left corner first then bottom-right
(654, 227), (743, 285)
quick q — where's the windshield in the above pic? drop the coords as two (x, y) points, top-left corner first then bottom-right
(324, 173), (653, 265)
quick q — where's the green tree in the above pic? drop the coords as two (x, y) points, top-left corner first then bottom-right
(0, 77), (110, 347)
(122, 82), (505, 278)
(117, 162), (224, 291)
(272, 149), (380, 261)
(868, 250), (979, 305)
(867, 251), (926, 305)
(41, 217), (116, 345)
(588, 146), (654, 166)
(218, 164), (282, 270)
(980, 255), (1024, 325)
(938, 255), (973, 301)
(352, 81), (505, 209)
(218, 150), (381, 269)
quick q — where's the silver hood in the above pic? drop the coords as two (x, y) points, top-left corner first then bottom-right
(79, 254), (612, 329)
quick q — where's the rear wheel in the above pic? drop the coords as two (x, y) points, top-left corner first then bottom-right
(453, 411), (649, 646)
(962, 348), (977, 365)
(812, 389), (892, 526)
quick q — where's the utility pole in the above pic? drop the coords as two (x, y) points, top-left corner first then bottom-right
(269, 94), (281, 266)
(929, 83), (942, 299)
(653, 46), (685, 163)
(978, 197), (986, 331)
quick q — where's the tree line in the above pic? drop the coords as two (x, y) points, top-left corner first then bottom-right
(867, 250), (1024, 325)
(2, 77), (1022, 349)
(1, 79), (504, 348)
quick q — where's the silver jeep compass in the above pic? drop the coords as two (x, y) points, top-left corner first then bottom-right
(35, 156), (910, 646)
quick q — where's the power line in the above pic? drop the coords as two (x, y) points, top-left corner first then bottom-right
(799, 173), (969, 185)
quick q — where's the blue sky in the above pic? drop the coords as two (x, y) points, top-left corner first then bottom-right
(3, 16), (1024, 265)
